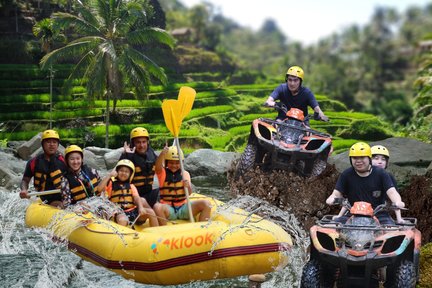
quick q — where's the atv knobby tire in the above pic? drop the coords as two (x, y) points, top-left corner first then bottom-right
(311, 159), (328, 177)
(301, 259), (335, 288)
(385, 260), (416, 288)
(235, 143), (257, 179)
(301, 260), (320, 288)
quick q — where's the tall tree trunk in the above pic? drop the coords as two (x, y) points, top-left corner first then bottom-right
(105, 92), (110, 148)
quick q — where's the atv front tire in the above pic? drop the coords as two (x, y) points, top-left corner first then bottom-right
(301, 259), (336, 288)
(301, 260), (320, 288)
(385, 260), (416, 288)
(311, 159), (327, 176)
(235, 143), (257, 179)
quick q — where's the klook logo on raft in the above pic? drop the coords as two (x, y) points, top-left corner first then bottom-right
(151, 232), (214, 254)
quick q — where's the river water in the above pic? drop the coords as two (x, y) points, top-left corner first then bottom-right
(0, 176), (308, 288)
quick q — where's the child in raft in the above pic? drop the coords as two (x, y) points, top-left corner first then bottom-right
(98, 159), (158, 227)
(153, 145), (211, 225)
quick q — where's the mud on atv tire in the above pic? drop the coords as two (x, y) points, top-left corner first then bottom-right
(301, 259), (336, 288)
(235, 143), (257, 179)
(311, 159), (328, 177)
(385, 260), (416, 288)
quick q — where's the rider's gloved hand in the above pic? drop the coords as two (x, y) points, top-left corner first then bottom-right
(394, 201), (405, 209)
(319, 113), (329, 122)
(265, 99), (275, 107)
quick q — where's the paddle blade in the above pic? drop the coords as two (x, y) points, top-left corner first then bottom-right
(178, 86), (196, 120)
(162, 99), (182, 137)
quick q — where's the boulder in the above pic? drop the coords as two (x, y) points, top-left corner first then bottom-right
(0, 166), (20, 190)
(16, 132), (41, 160)
(328, 137), (432, 184)
(0, 149), (26, 174)
(185, 149), (240, 176)
(83, 149), (105, 171)
(85, 146), (113, 156)
(103, 147), (123, 170)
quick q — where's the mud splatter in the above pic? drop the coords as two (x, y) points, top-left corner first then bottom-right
(228, 164), (432, 242)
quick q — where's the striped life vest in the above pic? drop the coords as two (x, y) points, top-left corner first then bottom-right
(159, 169), (187, 208)
(108, 180), (136, 211)
(64, 165), (99, 204)
(31, 153), (66, 192)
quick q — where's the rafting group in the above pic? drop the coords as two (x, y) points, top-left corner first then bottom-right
(19, 126), (212, 227)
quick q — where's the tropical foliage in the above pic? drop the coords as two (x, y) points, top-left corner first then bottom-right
(39, 0), (175, 147)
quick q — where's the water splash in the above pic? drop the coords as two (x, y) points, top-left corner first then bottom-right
(224, 194), (310, 287)
(0, 183), (309, 287)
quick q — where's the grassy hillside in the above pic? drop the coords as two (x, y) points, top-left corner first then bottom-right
(0, 64), (396, 154)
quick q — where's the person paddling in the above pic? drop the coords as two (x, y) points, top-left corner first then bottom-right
(19, 129), (67, 207)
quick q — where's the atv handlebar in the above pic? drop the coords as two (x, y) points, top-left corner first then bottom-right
(263, 102), (329, 122)
(332, 198), (408, 215)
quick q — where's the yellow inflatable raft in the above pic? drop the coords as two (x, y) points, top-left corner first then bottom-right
(25, 193), (292, 285)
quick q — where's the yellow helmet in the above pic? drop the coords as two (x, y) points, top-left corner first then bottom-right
(371, 145), (390, 158)
(115, 159), (135, 180)
(130, 127), (149, 141)
(165, 146), (184, 161)
(349, 142), (372, 158)
(286, 66), (304, 80)
(41, 129), (60, 141)
(65, 145), (83, 159)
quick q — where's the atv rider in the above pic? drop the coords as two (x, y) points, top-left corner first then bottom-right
(326, 142), (405, 225)
(371, 144), (398, 189)
(265, 65), (328, 126)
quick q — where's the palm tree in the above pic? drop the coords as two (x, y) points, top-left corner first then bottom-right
(33, 18), (65, 129)
(40, 0), (175, 148)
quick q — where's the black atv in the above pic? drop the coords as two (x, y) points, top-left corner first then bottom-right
(301, 199), (421, 288)
(235, 103), (332, 178)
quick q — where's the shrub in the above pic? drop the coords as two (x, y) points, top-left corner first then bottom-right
(337, 119), (394, 141)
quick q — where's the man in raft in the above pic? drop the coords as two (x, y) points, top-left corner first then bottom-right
(19, 129), (67, 207)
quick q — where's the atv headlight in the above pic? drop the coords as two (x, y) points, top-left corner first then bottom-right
(382, 235), (405, 254)
(317, 231), (336, 251)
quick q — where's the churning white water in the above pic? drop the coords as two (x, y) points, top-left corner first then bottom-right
(0, 177), (308, 288)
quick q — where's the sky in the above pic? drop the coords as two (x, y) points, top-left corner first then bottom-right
(180, 0), (432, 45)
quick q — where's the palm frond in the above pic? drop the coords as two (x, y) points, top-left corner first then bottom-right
(86, 51), (108, 99)
(40, 40), (97, 69)
(127, 27), (175, 48)
(126, 47), (167, 85)
(53, 12), (102, 36)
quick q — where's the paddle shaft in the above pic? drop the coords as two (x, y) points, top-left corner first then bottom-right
(28, 189), (61, 197)
(175, 138), (195, 222)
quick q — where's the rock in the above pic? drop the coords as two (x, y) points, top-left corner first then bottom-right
(83, 149), (105, 170)
(329, 137), (432, 185)
(85, 146), (113, 156)
(0, 150), (26, 174)
(185, 149), (240, 176)
(103, 147), (123, 170)
(0, 166), (20, 191)
(16, 132), (41, 160)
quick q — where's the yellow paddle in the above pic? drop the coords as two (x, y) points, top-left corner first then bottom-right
(178, 86), (196, 120)
(162, 87), (196, 222)
(28, 189), (61, 197)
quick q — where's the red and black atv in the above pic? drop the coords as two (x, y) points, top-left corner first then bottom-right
(301, 199), (421, 288)
(235, 103), (332, 178)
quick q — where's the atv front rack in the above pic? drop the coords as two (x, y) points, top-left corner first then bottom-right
(259, 118), (332, 139)
(318, 215), (417, 231)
